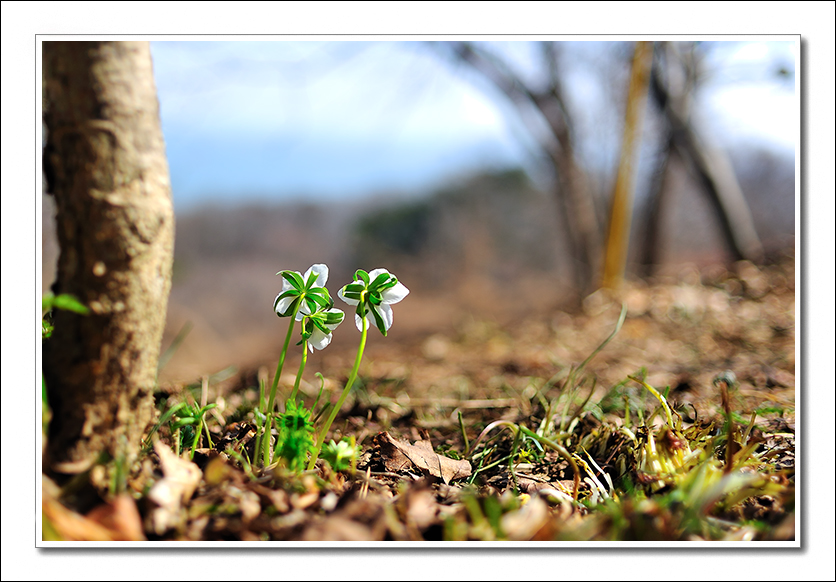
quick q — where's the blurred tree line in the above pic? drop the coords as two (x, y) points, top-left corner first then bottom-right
(40, 39), (796, 384)
(432, 40), (794, 296)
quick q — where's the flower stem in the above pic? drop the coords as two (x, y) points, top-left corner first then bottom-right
(288, 340), (308, 407)
(267, 304), (300, 414)
(308, 316), (368, 470)
(262, 302), (301, 466)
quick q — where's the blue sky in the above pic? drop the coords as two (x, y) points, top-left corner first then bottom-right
(149, 40), (797, 210)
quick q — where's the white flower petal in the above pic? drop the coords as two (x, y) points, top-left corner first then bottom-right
(304, 263), (329, 288)
(381, 281), (409, 304)
(309, 327), (333, 351)
(324, 308), (345, 331)
(338, 284), (361, 306)
(354, 312), (369, 332)
(275, 295), (295, 315)
(298, 300), (314, 316)
(375, 303), (394, 331)
(367, 268), (391, 281)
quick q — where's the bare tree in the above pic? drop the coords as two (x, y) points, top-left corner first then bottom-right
(439, 41), (764, 295)
(639, 41), (764, 271)
(439, 41), (602, 296)
(42, 41), (174, 474)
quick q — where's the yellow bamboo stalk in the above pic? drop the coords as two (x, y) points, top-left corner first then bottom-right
(602, 41), (654, 290)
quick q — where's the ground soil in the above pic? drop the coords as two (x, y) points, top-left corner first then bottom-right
(42, 256), (796, 542)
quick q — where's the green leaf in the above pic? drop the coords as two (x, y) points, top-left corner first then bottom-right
(274, 290), (301, 316)
(312, 318), (330, 334)
(355, 270), (370, 285)
(171, 418), (198, 429)
(309, 293), (331, 310)
(42, 320), (54, 339)
(324, 311), (344, 324)
(308, 286), (332, 303)
(42, 293), (55, 313)
(377, 278), (398, 292)
(280, 270), (305, 290)
(48, 294), (90, 315)
(369, 272), (391, 291)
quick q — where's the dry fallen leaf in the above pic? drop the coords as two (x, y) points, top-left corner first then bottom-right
(374, 431), (471, 484)
(86, 494), (146, 541)
(500, 494), (550, 540)
(42, 477), (144, 541)
(43, 497), (114, 542)
(147, 441), (203, 535)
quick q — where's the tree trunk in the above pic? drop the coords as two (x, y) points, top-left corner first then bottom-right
(601, 41), (653, 290)
(42, 41), (174, 474)
(648, 42), (764, 265)
(444, 41), (601, 296)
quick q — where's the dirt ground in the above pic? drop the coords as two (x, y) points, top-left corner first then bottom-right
(42, 255), (796, 542)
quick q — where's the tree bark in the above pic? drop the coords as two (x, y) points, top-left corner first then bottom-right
(42, 41), (174, 473)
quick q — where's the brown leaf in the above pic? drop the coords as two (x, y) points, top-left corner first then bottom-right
(500, 494), (550, 540)
(43, 497), (114, 541)
(86, 494), (146, 541)
(301, 516), (375, 541)
(374, 431), (471, 484)
(147, 441), (203, 535)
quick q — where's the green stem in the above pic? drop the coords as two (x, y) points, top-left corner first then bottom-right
(308, 316), (368, 470)
(630, 376), (674, 427)
(287, 340), (309, 407)
(267, 303), (301, 415)
(262, 302), (301, 466)
(469, 420), (581, 501)
(253, 405), (264, 467)
(262, 417), (273, 468)
(190, 416), (202, 460)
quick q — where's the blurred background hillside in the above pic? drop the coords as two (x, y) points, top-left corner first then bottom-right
(41, 40), (796, 382)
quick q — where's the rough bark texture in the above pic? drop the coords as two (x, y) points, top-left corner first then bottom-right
(42, 41), (174, 473)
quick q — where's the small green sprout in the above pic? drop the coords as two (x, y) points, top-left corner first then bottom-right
(164, 401), (218, 459)
(274, 399), (316, 472)
(321, 438), (359, 472)
(42, 293), (90, 434)
(42, 292), (89, 339)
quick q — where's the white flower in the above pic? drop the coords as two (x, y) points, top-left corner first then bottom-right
(301, 307), (344, 352)
(273, 263), (330, 317)
(338, 268), (409, 336)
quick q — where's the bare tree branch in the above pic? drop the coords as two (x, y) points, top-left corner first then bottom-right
(443, 41), (602, 294)
(647, 42), (764, 265)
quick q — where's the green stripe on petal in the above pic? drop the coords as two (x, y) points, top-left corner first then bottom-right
(370, 305), (387, 336)
(281, 270), (305, 289)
